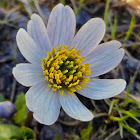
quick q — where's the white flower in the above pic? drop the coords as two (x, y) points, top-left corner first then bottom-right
(13, 3), (126, 125)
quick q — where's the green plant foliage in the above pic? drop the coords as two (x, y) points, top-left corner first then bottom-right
(104, 0), (111, 28)
(74, 0), (85, 15)
(111, 14), (118, 40)
(124, 15), (136, 40)
(13, 104), (27, 126)
(21, 126), (36, 140)
(80, 121), (93, 140)
(0, 94), (5, 102)
(15, 93), (26, 111)
(0, 124), (35, 140)
(0, 124), (22, 139)
(13, 93), (26, 125)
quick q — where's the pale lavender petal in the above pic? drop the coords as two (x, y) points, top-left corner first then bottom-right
(72, 18), (105, 56)
(26, 81), (60, 125)
(16, 28), (44, 65)
(27, 14), (51, 53)
(77, 79), (126, 100)
(13, 63), (44, 87)
(0, 101), (16, 118)
(59, 89), (94, 121)
(47, 3), (76, 49)
(83, 40), (124, 77)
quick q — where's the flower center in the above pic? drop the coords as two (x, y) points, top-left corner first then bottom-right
(41, 45), (91, 95)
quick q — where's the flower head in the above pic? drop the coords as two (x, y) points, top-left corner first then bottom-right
(13, 3), (126, 125)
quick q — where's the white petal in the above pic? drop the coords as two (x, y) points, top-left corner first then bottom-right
(27, 14), (51, 53)
(59, 90), (94, 121)
(72, 18), (105, 56)
(16, 28), (44, 65)
(13, 63), (44, 87)
(26, 81), (60, 125)
(47, 4), (76, 49)
(83, 40), (124, 77)
(77, 79), (126, 100)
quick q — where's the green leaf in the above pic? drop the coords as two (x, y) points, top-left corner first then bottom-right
(108, 100), (118, 115)
(122, 124), (137, 135)
(21, 126), (35, 140)
(109, 115), (129, 122)
(111, 14), (118, 40)
(0, 94), (5, 102)
(124, 15), (136, 40)
(0, 124), (22, 139)
(15, 93), (26, 111)
(124, 77), (132, 106)
(104, 0), (111, 28)
(13, 104), (26, 125)
(120, 110), (140, 124)
(80, 121), (93, 140)
(118, 122), (123, 139)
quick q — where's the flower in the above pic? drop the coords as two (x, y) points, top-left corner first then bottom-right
(13, 3), (126, 125)
(0, 101), (16, 118)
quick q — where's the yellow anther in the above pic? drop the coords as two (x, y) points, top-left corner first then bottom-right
(69, 46), (74, 51)
(75, 50), (81, 55)
(54, 52), (60, 59)
(53, 84), (57, 88)
(58, 86), (62, 89)
(49, 79), (54, 84)
(85, 67), (90, 71)
(69, 87), (76, 92)
(64, 61), (70, 65)
(73, 76), (78, 82)
(61, 75), (66, 80)
(84, 63), (90, 66)
(75, 72), (82, 77)
(60, 89), (64, 95)
(45, 76), (49, 81)
(56, 79), (61, 84)
(67, 65), (73, 69)
(73, 65), (79, 70)
(69, 75), (73, 82)
(55, 65), (60, 70)
(80, 78), (90, 83)
(42, 57), (45, 63)
(79, 67), (85, 72)
(58, 60), (63, 65)
(79, 83), (87, 87)
(52, 87), (57, 91)
(57, 45), (62, 52)
(71, 49), (76, 53)
(52, 46), (55, 57)
(55, 74), (59, 79)
(83, 71), (91, 76)
(49, 73), (54, 79)
(43, 70), (49, 75)
(80, 57), (86, 61)
(47, 61), (51, 67)
(65, 82), (69, 85)
(64, 45), (68, 50)
(50, 67), (54, 73)
(68, 90), (74, 95)
(62, 70), (68, 74)
(59, 73), (63, 78)
(67, 70), (76, 75)
(48, 83), (53, 87)
(75, 85), (81, 90)
(41, 62), (45, 70)
(48, 51), (51, 57)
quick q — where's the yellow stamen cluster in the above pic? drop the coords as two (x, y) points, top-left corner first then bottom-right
(41, 45), (91, 95)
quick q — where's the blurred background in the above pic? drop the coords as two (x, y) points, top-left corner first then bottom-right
(0, 0), (140, 139)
